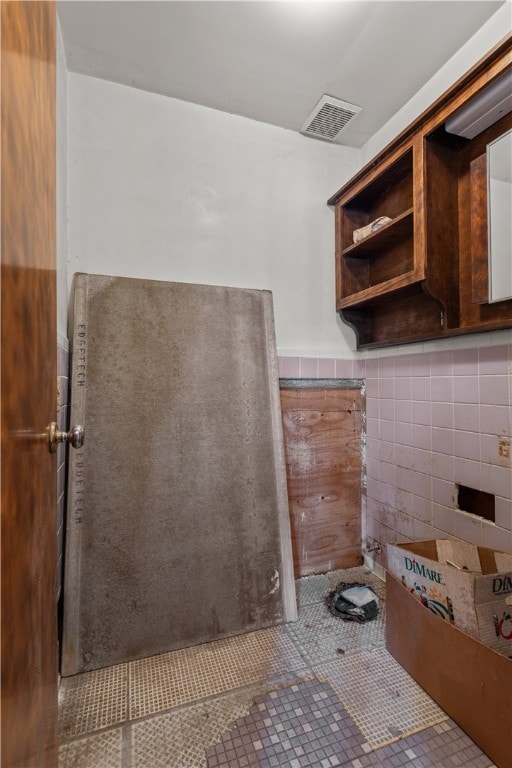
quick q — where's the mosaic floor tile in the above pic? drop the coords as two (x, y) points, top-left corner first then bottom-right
(352, 720), (495, 767)
(58, 727), (123, 768)
(129, 626), (305, 718)
(314, 648), (447, 749)
(58, 568), (496, 768)
(59, 664), (128, 739)
(205, 678), (366, 768)
(284, 596), (386, 665)
(131, 673), (313, 768)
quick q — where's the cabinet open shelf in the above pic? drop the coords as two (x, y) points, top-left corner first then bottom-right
(341, 283), (446, 348)
(341, 208), (413, 259)
(337, 269), (423, 309)
(328, 35), (512, 348)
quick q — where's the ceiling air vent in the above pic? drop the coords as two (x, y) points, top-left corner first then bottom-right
(300, 95), (362, 142)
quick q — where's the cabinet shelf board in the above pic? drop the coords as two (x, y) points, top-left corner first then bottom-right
(337, 270), (423, 309)
(341, 208), (414, 259)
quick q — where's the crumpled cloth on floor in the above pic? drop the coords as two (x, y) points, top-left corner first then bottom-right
(327, 582), (380, 623)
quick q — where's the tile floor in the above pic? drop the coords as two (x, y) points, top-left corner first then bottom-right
(59, 567), (496, 768)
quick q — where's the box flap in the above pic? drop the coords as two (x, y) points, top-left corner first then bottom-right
(436, 540), (482, 572)
(495, 552), (512, 573)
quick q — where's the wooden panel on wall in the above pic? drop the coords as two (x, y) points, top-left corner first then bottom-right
(280, 386), (363, 577)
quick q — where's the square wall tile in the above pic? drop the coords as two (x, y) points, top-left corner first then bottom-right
(280, 357), (300, 378)
(479, 375), (509, 406)
(432, 427), (454, 456)
(455, 510), (482, 545)
(410, 352), (431, 377)
(479, 344), (510, 375)
(412, 471), (432, 500)
(318, 358), (336, 378)
(432, 402), (453, 429)
(366, 457), (380, 481)
(380, 482), (396, 507)
(380, 398), (394, 421)
(480, 404), (511, 436)
(454, 404), (480, 433)
(481, 434), (512, 468)
(495, 496), (512, 531)
(413, 448), (432, 475)
(413, 495), (433, 523)
(433, 478), (456, 507)
(453, 376), (479, 405)
(366, 397), (379, 419)
(300, 357), (319, 378)
(380, 440), (395, 463)
(431, 376), (453, 403)
(453, 348), (478, 375)
(481, 522), (512, 552)
(395, 466), (413, 492)
(433, 503), (456, 535)
(414, 519), (435, 539)
(366, 437), (379, 460)
(411, 401), (431, 426)
(430, 350), (453, 376)
(411, 377), (430, 401)
(335, 358), (353, 378)
(454, 430), (480, 462)
(395, 421), (412, 446)
(379, 460), (395, 485)
(395, 400), (412, 423)
(394, 354), (413, 377)
(380, 419), (395, 443)
(411, 424), (432, 450)
(366, 377), (379, 397)
(395, 378), (412, 400)
(366, 477), (380, 502)
(480, 463), (512, 499)
(432, 453), (455, 481)
(365, 358), (379, 377)
(396, 488), (414, 516)
(379, 378), (395, 399)
(353, 358), (365, 377)
(395, 509), (415, 537)
(366, 418), (379, 438)
(395, 444), (413, 469)
(379, 357), (394, 377)
(455, 458), (481, 490)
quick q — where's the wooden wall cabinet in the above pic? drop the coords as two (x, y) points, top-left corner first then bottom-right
(329, 34), (512, 349)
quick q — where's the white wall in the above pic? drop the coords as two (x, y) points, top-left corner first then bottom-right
(359, 2), (512, 357)
(361, 3), (511, 164)
(67, 73), (360, 357)
(57, 20), (69, 343)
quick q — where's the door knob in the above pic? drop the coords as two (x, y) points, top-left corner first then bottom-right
(47, 422), (85, 453)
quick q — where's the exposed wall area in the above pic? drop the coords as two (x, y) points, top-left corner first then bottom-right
(278, 344), (512, 566)
(66, 73), (360, 358)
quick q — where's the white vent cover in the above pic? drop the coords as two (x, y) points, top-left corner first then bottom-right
(300, 95), (362, 142)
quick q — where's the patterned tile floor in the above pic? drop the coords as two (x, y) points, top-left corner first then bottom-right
(59, 568), (497, 768)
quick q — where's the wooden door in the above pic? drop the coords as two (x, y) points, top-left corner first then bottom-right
(1, 2), (58, 766)
(280, 386), (362, 577)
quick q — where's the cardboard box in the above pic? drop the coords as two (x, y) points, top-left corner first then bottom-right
(386, 573), (512, 768)
(387, 539), (512, 655)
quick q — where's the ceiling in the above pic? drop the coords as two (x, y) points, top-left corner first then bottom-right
(58, 1), (506, 148)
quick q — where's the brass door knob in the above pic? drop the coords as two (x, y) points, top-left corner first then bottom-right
(47, 422), (85, 453)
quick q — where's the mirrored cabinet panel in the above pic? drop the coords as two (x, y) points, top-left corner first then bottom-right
(488, 129), (512, 303)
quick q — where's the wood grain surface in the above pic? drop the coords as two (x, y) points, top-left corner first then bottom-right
(280, 387), (363, 577)
(1, 2), (58, 765)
